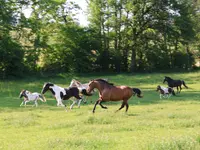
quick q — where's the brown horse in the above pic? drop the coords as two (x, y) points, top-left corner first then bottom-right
(86, 79), (143, 113)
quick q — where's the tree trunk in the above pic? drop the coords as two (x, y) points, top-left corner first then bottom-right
(130, 47), (136, 72)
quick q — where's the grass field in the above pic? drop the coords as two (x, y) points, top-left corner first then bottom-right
(0, 72), (200, 150)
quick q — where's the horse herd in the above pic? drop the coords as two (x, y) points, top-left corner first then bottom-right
(19, 76), (188, 113)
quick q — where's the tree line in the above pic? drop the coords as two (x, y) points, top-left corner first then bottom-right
(0, 0), (200, 78)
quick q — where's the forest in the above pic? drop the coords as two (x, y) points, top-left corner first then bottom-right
(1, 0), (200, 78)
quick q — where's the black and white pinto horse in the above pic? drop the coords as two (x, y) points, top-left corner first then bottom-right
(156, 85), (175, 99)
(163, 76), (188, 93)
(41, 82), (92, 110)
(19, 90), (46, 107)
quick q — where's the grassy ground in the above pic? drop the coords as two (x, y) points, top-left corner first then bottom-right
(0, 72), (200, 150)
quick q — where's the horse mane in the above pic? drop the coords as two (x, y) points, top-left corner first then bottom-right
(95, 79), (114, 86)
(165, 76), (173, 80)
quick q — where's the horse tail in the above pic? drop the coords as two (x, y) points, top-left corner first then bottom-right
(39, 94), (46, 102)
(81, 89), (93, 96)
(132, 88), (143, 98)
(182, 80), (188, 89)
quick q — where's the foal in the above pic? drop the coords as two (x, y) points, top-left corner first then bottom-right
(156, 85), (175, 99)
(19, 90), (46, 107)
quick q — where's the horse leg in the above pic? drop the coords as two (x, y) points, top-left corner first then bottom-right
(99, 101), (107, 109)
(176, 86), (179, 94)
(116, 101), (126, 112)
(125, 102), (129, 112)
(160, 94), (162, 99)
(92, 99), (101, 113)
(34, 100), (38, 107)
(77, 99), (82, 108)
(57, 98), (67, 111)
(20, 101), (24, 106)
(58, 99), (65, 107)
(25, 101), (28, 107)
(179, 85), (182, 93)
(74, 95), (83, 108)
(83, 96), (87, 104)
(70, 99), (77, 109)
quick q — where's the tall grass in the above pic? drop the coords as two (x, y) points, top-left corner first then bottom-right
(0, 72), (200, 150)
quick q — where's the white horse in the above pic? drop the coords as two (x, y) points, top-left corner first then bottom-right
(69, 79), (103, 104)
(19, 90), (46, 107)
(41, 82), (92, 110)
(156, 85), (175, 99)
(69, 79), (90, 91)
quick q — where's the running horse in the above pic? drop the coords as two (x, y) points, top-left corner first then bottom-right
(163, 76), (188, 93)
(86, 79), (143, 113)
(41, 82), (92, 110)
(19, 90), (46, 107)
(69, 79), (95, 103)
(156, 85), (175, 99)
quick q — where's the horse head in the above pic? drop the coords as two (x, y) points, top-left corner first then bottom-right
(156, 85), (161, 91)
(19, 90), (29, 99)
(163, 76), (172, 83)
(41, 82), (54, 94)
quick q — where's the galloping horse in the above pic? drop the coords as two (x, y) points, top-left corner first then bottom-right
(19, 90), (46, 107)
(69, 79), (94, 103)
(41, 82), (92, 110)
(156, 85), (175, 99)
(163, 76), (188, 93)
(86, 79), (143, 113)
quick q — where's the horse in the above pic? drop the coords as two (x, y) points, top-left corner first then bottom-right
(69, 79), (94, 103)
(41, 82), (92, 110)
(86, 79), (143, 113)
(19, 90), (46, 107)
(163, 76), (188, 93)
(156, 85), (175, 99)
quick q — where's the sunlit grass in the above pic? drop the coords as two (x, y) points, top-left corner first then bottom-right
(0, 72), (200, 149)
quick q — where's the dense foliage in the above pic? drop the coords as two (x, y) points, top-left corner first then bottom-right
(0, 0), (200, 77)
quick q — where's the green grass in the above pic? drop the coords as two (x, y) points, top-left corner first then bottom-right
(0, 72), (200, 150)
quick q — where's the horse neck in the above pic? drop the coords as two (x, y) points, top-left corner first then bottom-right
(88, 82), (100, 92)
(51, 85), (64, 94)
(166, 78), (173, 82)
(69, 80), (75, 87)
(94, 81), (106, 92)
(70, 80), (82, 87)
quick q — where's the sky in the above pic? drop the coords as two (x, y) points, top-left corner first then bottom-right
(73, 0), (89, 26)
(23, 0), (89, 26)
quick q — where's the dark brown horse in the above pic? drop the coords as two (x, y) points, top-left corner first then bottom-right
(86, 79), (143, 113)
(163, 76), (188, 93)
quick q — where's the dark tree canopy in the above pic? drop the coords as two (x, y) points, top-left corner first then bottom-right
(0, 0), (200, 78)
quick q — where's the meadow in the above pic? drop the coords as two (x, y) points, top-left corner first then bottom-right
(0, 72), (200, 150)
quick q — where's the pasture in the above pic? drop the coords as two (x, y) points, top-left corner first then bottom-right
(0, 72), (200, 150)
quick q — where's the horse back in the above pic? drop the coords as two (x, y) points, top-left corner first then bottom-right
(61, 87), (79, 100)
(102, 86), (132, 101)
(167, 79), (182, 87)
